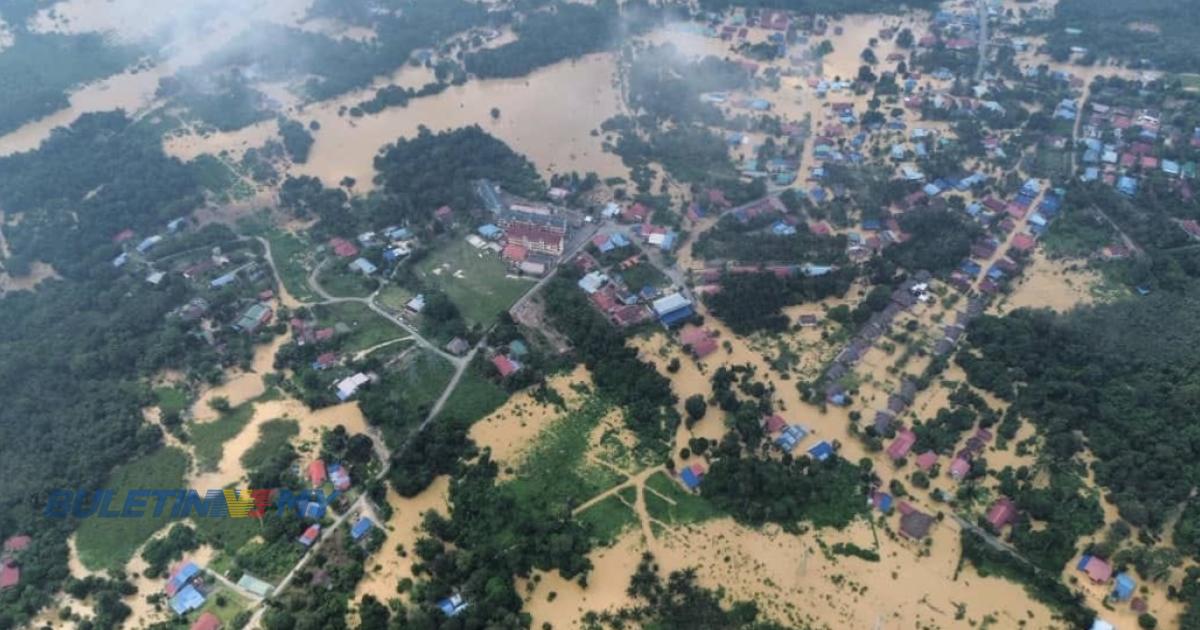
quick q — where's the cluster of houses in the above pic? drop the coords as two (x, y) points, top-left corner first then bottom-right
(819, 274), (938, 406)
(574, 263), (693, 330)
(1076, 555), (1144, 611)
(491, 339), (528, 378)
(1078, 100), (1196, 202)
(329, 225), (418, 278)
(0, 535), (30, 591)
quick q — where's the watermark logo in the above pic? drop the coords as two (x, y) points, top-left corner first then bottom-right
(44, 488), (339, 519)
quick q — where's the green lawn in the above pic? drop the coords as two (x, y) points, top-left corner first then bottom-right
(438, 365), (508, 425)
(313, 302), (404, 354)
(507, 396), (625, 511)
(239, 418), (299, 472)
(377, 285), (415, 313)
(264, 230), (319, 303)
(644, 471), (721, 525)
(155, 386), (190, 417)
(577, 495), (638, 546)
(617, 262), (668, 293)
(191, 586), (252, 627)
(191, 402), (257, 472)
(416, 238), (534, 326)
(316, 258), (379, 298)
(194, 514), (262, 556)
(362, 350), (456, 447)
(74, 447), (190, 571)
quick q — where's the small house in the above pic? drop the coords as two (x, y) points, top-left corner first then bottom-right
(986, 497), (1016, 530)
(915, 451), (938, 471)
(1112, 572), (1135, 601)
(652, 293), (695, 327)
(336, 373), (371, 401)
(405, 295), (426, 314)
(191, 612), (222, 630)
(298, 524), (321, 547)
(329, 463), (351, 491)
(308, 460), (327, 487)
(351, 516), (375, 541)
(0, 562), (18, 590)
(808, 441), (834, 462)
(949, 457), (970, 481)
(898, 504), (935, 539)
(886, 429), (917, 461)
(680, 464), (705, 490)
(348, 257), (377, 275)
(170, 584), (205, 615)
(1076, 554), (1113, 584)
(445, 337), (470, 356)
(492, 355), (521, 378)
(165, 561), (201, 596)
(438, 594), (468, 617)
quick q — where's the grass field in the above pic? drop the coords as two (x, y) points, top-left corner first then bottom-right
(313, 302), (404, 354)
(1179, 73), (1200, 91)
(193, 586), (252, 627)
(155, 386), (190, 417)
(617, 262), (668, 293)
(507, 396), (625, 511)
(416, 239), (534, 326)
(576, 495), (638, 545)
(376, 285), (415, 313)
(438, 365), (508, 425)
(239, 418), (299, 472)
(74, 447), (190, 571)
(644, 471), (721, 525)
(368, 350), (456, 447)
(191, 402), (257, 472)
(316, 259), (378, 298)
(194, 513), (261, 555)
(264, 230), (319, 303)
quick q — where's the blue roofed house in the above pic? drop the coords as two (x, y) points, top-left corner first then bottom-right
(437, 594), (468, 617)
(652, 293), (694, 327)
(680, 464), (705, 490)
(1163, 160), (1182, 177)
(1112, 573), (1136, 601)
(169, 584), (205, 615)
(1118, 176), (1139, 197)
(351, 516), (375, 541)
(165, 561), (201, 596)
(808, 441), (835, 461)
(477, 224), (503, 240)
(772, 221), (797, 236)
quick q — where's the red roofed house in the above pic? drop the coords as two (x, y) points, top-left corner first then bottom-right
(949, 457), (971, 480)
(2, 536), (31, 554)
(886, 429), (917, 461)
(191, 612), (223, 630)
(707, 189), (730, 208)
(308, 460), (327, 487)
(1120, 153), (1136, 168)
(434, 205), (454, 223)
(986, 497), (1017, 530)
(1080, 555), (1113, 583)
(112, 228), (136, 244)
(502, 242), (529, 263)
(763, 414), (787, 434)
(329, 238), (359, 258)
(680, 325), (720, 359)
(0, 562), (17, 590)
(622, 203), (650, 223)
(1006, 203), (1028, 219)
(915, 451), (938, 472)
(1141, 156), (1159, 170)
(1011, 233), (1036, 253)
(492, 355), (521, 378)
(1181, 219), (1200, 239)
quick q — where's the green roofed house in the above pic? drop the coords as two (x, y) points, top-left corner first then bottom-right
(234, 303), (273, 333)
(236, 573), (273, 598)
